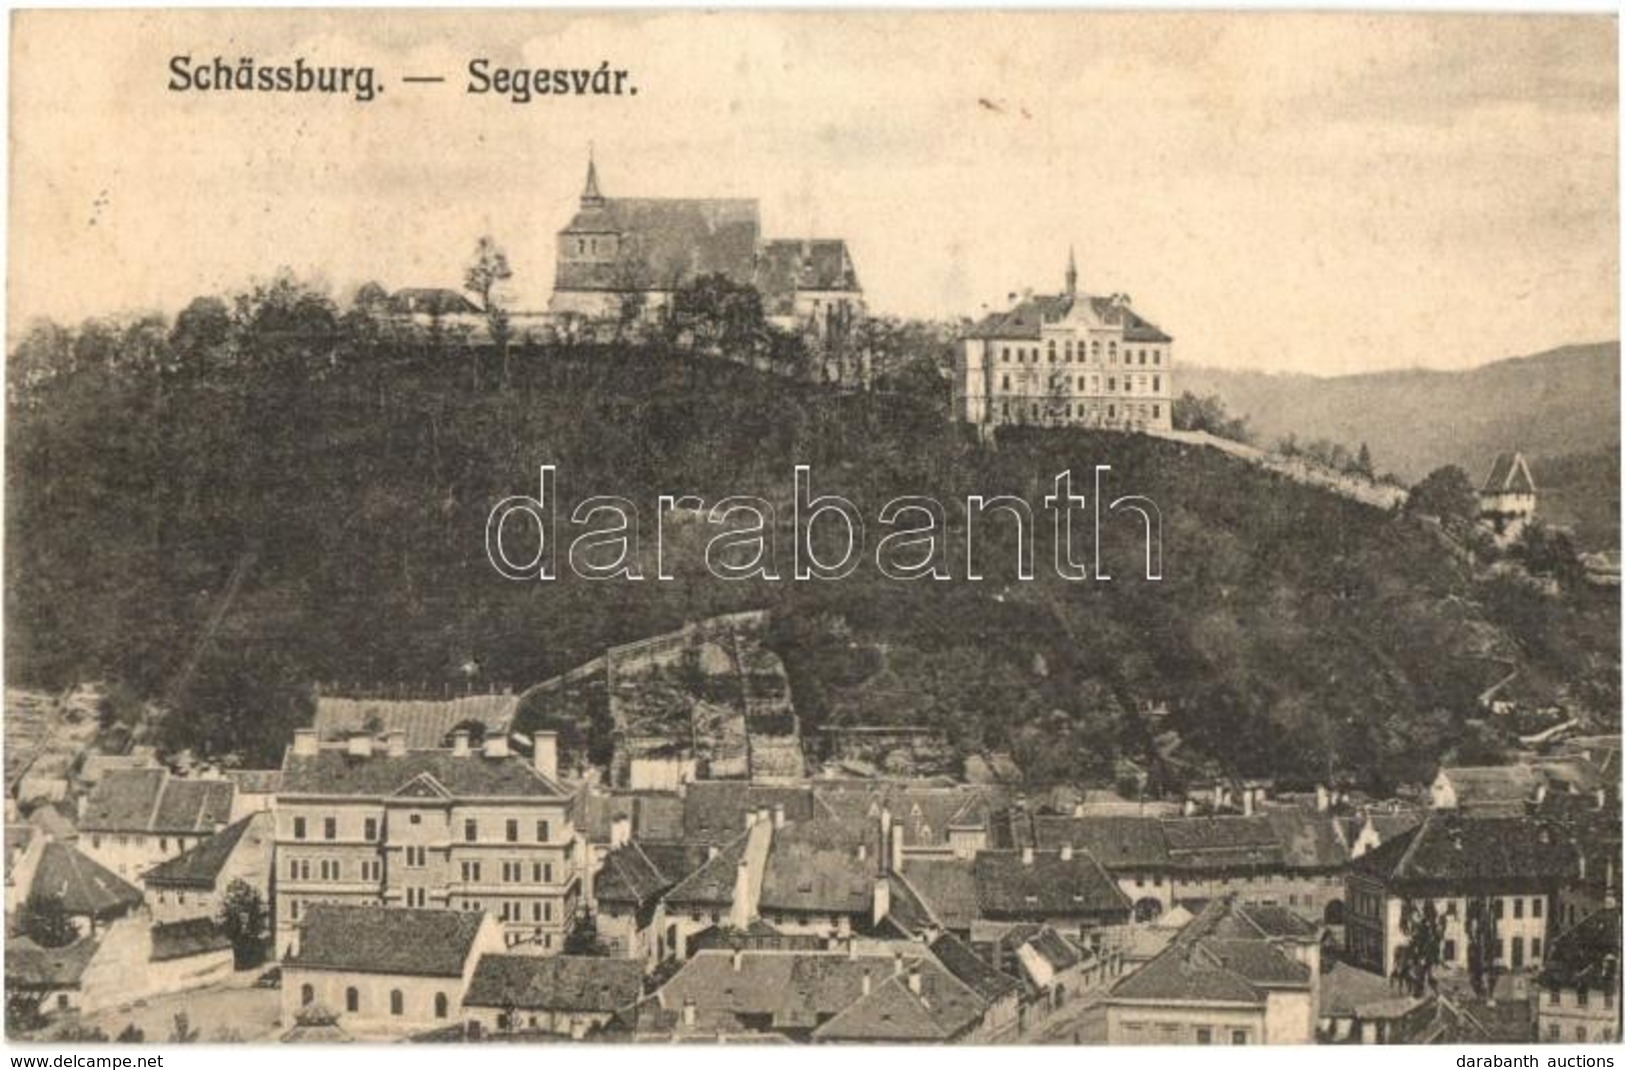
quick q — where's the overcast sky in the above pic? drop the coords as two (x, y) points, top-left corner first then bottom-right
(10, 10), (1617, 374)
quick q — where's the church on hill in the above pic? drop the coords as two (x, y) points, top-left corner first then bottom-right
(547, 155), (864, 338)
(954, 252), (1174, 431)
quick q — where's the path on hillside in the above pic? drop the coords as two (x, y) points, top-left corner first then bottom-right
(1150, 428), (1409, 511)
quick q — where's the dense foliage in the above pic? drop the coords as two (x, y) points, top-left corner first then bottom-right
(8, 277), (1618, 784)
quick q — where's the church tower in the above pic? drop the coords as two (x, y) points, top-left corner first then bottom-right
(580, 151), (605, 210)
(1065, 246), (1078, 298)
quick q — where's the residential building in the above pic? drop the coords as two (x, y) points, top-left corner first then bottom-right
(955, 251), (1172, 430)
(78, 768), (235, 879)
(1103, 896), (1316, 1045)
(282, 904), (503, 1036)
(1345, 813), (1574, 992)
(142, 812), (274, 926)
(273, 728), (578, 955)
(1538, 908), (1621, 1043)
(20, 840), (143, 936)
(461, 954), (643, 1037)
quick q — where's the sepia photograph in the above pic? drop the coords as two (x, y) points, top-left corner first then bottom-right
(2, 8), (1619, 1052)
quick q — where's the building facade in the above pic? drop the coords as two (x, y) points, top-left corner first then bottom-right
(274, 729), (579, 956)
(956, 252), (1173, 431)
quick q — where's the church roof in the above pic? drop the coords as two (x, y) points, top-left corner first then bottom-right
(556, 197), (760, 292)
(1481, 452), (1536, 496)
(754, 240), (861, 314)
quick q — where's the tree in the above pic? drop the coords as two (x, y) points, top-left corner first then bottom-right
(1406, 465), (1478, 528)
(1354, 442), (1375, 478)
(168, 1012), (200, 1043)
(669, 273), (768, 356)
(1464, 894), (1500, 999)
(465, 236), (515, 387)
(17, 892), (77, 948)
(217, 878), (270, 968)
(1172, 391), (1252, 443)
(115, 1023), (146, 1043)
(1391, 897), (1447, 997)
(351, 281), (391, 315)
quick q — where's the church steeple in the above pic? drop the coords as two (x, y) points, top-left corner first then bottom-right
(581, 147), (605, 209)
(1065, 246), (1078, 297)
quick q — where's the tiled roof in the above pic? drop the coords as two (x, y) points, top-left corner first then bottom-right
(1353, 814), (1577, 890)
(278, 748), (563, 799)
(79, 769), (234, 834)
(225, 769), (283, 794)
(1481, 452), (1536, 496)
(759, 823), (878, 916)
(929, 933), (1020, 1002)
(1438, 765), (1542, 806)
(664, 831), (750, 908)
(577, 790), (686, 843)
(1030, 815), (1172, 868)
(289, 905), (487, 978)
(754, 240), (861, 316)
(386, 289), (481, 316)
(811, 968), (984, 1042)
(1539, 909), (1621, 993)
(1109, 896), (1311, 1005)
(1025, 927), (1086, 972)
(464, 954), (643, 1012)
(1110, 945), (1266, 1005)
(1228, 903), (1319, 940)
(1264, 810), (1350, 870)
(1321, 961), (1419, 1019)
(594, 841), (713, 909)
(143, 813), (269, 890)
(556, 198), (760, 293)
(966, 292), (1171, 344)
(680, 782), (819, 843)
(313, 693), (517, 750)
(658, 948), (938, 1032)
(5, 935), (99, 989)
(897, 859), (980, 931)
(972, 849), (1131, 918)
(29, 842), (142, 917)
(150, 917), (232, 962)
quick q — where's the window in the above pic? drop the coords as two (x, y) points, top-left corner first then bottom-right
(544, 902), (554, 922)
(1002, 374), (1011, 390)
(390, 990), (404, 1016)
(1493, 898), (1505, 919)
(1231, 1030), (1247, 1045)
(1152, 376), (1161, 392)
(1548, 1024), (1561, 1041)
(464, 819), (479, 842)
(533, 902), (543, 922)
(406, 846), (426, 868)
(1195, 1028), (1212, 1045)
(1153, 405), (1161, 420)
(461, 860), (482, 883)
(536, 820), (551, 843)
(1532, 937), (1542, 960)
(410, 813), (422, 825)
(544, 863), (554, 883)
(1578, 989), (1590, 1008)
(1443, 939), (1457, 962)
(1107, 378), (1116, 392)
(301, 984), (315, 1007)
(324, 817), (337, 840)
(1512, 936), (1524, 969)
(293, 817), (307, 840)
(364, 818), (378, 840)
(1532, 898), (1542, 919)
(361, 860), (382, 882)
(406, 887), (427, 907)
(1514, 897), (1524, 919)
(160, 837), (169, 853)
(1577, 1027), (1588, 1043)
(345, 987), (359, 1013)
(1605, 989), (1614, 1009)
(435, 993), (449, 1019)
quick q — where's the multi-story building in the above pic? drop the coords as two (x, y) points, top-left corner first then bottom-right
(78, 768), (236, 880)
(955, 251), (1173, 430)
(1345, 813), (1574, 996)
(274, 728), (579, 956)
(1537, 908), (1621, 1043)
(1478, 451), (1537, 545)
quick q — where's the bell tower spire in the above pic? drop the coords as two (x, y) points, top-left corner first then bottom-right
(581, 144), (605, 209)
(1065, 245), (1078, 297)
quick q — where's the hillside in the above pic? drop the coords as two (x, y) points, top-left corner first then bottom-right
(1180, 342), (1619, 500)
(6, 294), (1619, 791)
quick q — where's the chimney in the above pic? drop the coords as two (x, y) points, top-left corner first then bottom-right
(1316, 785), (1330, 813)
(745, 810), (758, 830)
(907, 969), (922, 995)
(861, 969), (872, 996)
(730, 859), (752, 930)
(1598, 788), (1608, 810)
(731, 948), (744, 973)
(1022, 846), (1035, 866)
(706, 844), (719, 861)
(873, 877), (890, 924)
(611, 813), (632, 848)
(452, 730), (471, 757)
(893, 951), (905, 977)
(890, 822), (905, 874)
(1073, 801), (1086, 819)
(856, 843), (868, 861)
(847, 938), (858, 961)
(292, 728), (319, 757)
(1242, 788), (1255, 817)
(681, 998), (696, 1027)
(772, 803), (785, 831)
(1182, 798), (1197, 817)
(385, 731), (407, 758)
(1060, 843), (1074, 862)
(346, 734), (374, 758)
(483, 735), (511, 759)
(532, 731), (558, 781)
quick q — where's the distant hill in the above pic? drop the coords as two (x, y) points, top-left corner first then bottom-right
(1179, 343), (1619, 485)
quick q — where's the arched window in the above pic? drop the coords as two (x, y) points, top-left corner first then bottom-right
(1108, 341), (1118, 362)
(1090, 341), (1100, 360)
(300, 984), (315, 1007)
(434, 993), (449, 1019)
(1065, 340), (1074, 361)
(390, 989), (404, 1016)
(345, 987), (359, 1013)
(1047, 340), (1056, 363)
(1077, 376), (1086, 390)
